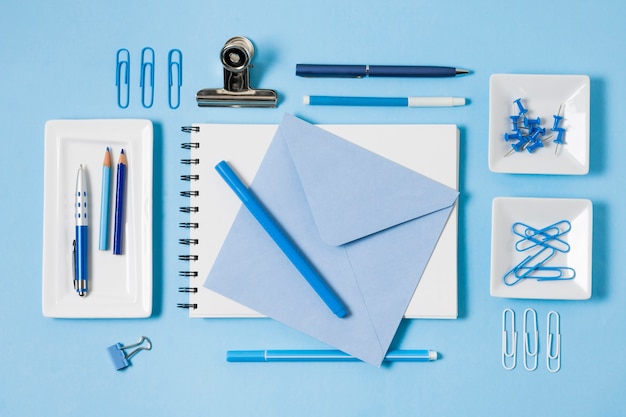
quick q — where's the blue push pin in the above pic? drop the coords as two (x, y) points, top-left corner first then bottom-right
(510, 114), (522, 132)
(514, 98), (528, 115)
(505, 131), (521, 141)
(524, 116), (541, 130)
(107, 336), (152, 371)
(551, 104), (566, 155)
(526, 138), (545, 153)
(529, 126), (546, 140)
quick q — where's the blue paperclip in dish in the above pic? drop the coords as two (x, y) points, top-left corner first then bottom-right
(490, 197), (592, 300)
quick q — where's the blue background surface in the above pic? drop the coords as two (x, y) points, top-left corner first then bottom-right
(1, 0), (624, 415)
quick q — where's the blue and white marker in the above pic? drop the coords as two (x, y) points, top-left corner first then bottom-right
(74, 164), (88, 296)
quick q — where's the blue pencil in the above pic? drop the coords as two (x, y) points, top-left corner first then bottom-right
(99, 147), (112, 250)
(113, 149), (127, 255)
(214, 160), (348, 318)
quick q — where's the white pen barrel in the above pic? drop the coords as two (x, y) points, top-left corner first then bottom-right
(408, 97), (466, 107)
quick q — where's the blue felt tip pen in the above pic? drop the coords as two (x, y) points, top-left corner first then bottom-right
(215, 160), (348, 319)
(227, 349), (438, 362)
(74, 165), (88, 296)
(296, 64), (469, 78)
(304, 95), (466, 107)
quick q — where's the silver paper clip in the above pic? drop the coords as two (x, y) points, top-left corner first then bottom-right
(547, 311), (561, 373)
(140, 47), (155, 108)
(107, 336), (152, 371)
(168, 49), (183, 109)
(502, 308), (517, 370)
(523, 308), (538, 371)
(116, 48), (130, 109)
(196, 36), (278, 108)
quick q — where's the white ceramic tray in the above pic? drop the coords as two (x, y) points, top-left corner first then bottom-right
(488, 74), (590, 175)
(42, 119), (153, 318)
(490, 197), (592, 300)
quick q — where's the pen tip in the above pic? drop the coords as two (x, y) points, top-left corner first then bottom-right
(456, 68), (470, 75)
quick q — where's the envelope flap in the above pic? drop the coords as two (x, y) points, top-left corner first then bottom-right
(279, 114), (459, 246)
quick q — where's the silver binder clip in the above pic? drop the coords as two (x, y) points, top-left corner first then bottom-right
(547, 311), (561, 373)
(523, 308), (538, 371)
(196, 36), (278, 108)
(502, 308), (517, 370)
(107, 336), (152, 371)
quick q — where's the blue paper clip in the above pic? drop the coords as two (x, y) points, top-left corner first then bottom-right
(116, 49), (130, 109)
(546, 311), (561, 372)
(168, 49), (183, 109)
(140, 47), (155, 108)
(107, 336), (152, 371)
(502, 308), (517, 370)
(523, 308), (538, 371)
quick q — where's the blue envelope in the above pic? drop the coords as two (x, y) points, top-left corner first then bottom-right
(205, 114), (459, 366)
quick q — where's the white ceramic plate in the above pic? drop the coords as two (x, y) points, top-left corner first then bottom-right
(42, 119), (153, 318)
(490, 197), (592, 300)
(488, 74), (590, 174)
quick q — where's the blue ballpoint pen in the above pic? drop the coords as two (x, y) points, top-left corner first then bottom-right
(74, 164), (88, 296)
(215, 160), (348, 318)
(296, 64), (469, 78)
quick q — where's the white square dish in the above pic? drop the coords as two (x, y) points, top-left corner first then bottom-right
(488, 74), (590, 175)
(490, 197), (592, 300)
(42, 119), (153, 318)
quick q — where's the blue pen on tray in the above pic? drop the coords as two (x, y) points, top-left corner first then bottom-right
(296, 64), (469, 78)
(304, 95), (466, 107)
(74, 165), (88, 296)
(215, 160), (348, 318)
(113, 149), (127, 255)
(227, 349), (438, 362)
(99, 147), (112, 250)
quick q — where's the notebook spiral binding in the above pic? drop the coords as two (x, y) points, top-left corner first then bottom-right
(178, 126), (199, 309)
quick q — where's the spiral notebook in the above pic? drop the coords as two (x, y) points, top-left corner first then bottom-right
(178, 120), (459, 319)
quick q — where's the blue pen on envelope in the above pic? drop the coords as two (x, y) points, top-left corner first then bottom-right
(215, 160), (348, 318)
(227, 349), (438, 362)
(296, 64), (469, 78)
(304, 95), (466, 107)
(99, 147), (112, 250)
(74, 165), (88, 296)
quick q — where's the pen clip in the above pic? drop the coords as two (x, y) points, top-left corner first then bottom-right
(168, 49), (183, 109)
(140, 47), (155, 108)
(72, 239), (77, 290)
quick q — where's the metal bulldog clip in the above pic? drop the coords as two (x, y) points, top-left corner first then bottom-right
(196, 36), (278, 108)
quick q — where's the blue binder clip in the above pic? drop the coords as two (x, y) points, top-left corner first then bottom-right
(107, 336), (152, 371)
